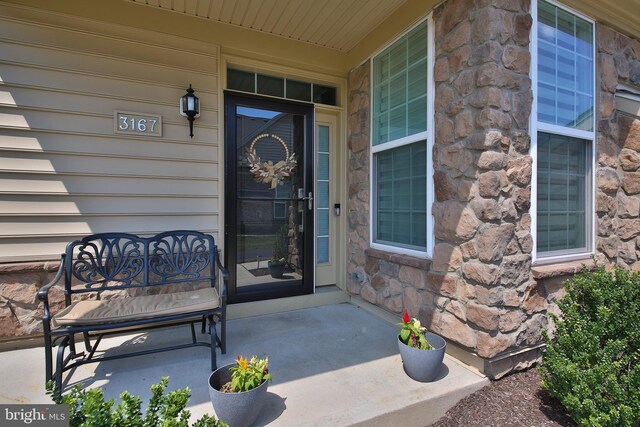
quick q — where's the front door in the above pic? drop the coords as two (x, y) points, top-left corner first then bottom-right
(225, 92), (314, 303)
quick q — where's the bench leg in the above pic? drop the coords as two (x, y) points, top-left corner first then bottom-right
(83, 332), (91, 352)
(208, 315), (217, 371)
(43, 328), (53, 384)
(69, 334), (77, 358)
(55, 336), (69, 395)
(220, 310), (226, 355)
(190, 322), (197, 344)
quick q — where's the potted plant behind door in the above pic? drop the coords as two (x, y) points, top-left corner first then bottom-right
(397, 310), (446, 382)
(268, 224), (288, 279)
(267, 255), (286, 279)
(208, 355), (272, 427)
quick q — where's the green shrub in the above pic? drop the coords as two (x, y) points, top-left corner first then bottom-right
(539, 264), (640, 427)
(46, 377), (227, 427)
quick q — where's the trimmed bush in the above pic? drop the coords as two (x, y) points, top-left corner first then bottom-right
(46, 377), (227, 427)
(539, 264), (640, 427)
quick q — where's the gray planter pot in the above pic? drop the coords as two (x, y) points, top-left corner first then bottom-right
(398, 332), (446, 382)
(208, 363), (270, 427)
(268, 261), (285, 279)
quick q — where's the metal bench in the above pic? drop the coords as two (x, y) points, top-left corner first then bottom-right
(38, 230), (228, 393)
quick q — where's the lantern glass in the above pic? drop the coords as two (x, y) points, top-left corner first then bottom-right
(192, 96), (200, 117)
(180, 85), (200, 118)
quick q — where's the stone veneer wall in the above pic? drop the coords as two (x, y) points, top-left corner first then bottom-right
(347, 60), (371, 297)
(430, 0), (543, 378)
(348, 0), (544, 378)
(594, 25), (640, 268)
(346, 0), (640, 378)
(0, 262), (64, 339)
(524, 21), (640, 375)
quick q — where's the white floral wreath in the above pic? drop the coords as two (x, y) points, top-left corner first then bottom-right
(246, 133), (297, 189)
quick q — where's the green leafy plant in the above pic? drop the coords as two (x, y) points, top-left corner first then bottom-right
(539, 264), (640, 427)
(221, 355), (272, 393)
(270, 224), (288, 264)
(269, 256), (285, 265)
(46, 377), (227, 427)
(398, 309), (432, 350)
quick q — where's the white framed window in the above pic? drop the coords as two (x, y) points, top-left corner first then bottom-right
(370, 16), (434, 257)
(531, 0), (596, 263)
(273, 181), (291, 220)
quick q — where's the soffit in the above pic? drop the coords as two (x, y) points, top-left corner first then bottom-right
(128, 0), (409, 52)
(559, 0), (640, 40)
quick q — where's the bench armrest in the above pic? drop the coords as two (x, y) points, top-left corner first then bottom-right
(38, 254), (65, 303)
(38, 254), (66, 324)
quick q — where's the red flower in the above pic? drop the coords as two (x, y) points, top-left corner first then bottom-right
(402, 309), (410, 324)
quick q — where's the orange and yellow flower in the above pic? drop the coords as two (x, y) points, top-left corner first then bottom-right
(236, 355), (248, 370)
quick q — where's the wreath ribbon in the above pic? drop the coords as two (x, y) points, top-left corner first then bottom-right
(246, 133), (297, 189)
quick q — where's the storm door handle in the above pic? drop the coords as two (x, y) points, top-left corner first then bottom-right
(302, 192), (313, 210)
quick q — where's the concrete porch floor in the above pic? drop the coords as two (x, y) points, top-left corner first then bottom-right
(0, 303), (488, 426)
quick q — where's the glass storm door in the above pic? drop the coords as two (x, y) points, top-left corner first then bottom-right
(225, 92), (314, 303)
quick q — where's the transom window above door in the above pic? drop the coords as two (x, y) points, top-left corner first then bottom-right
(227, 68), (337, 106)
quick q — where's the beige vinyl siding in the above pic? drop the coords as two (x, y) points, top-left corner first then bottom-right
(0, 4), (220, 261)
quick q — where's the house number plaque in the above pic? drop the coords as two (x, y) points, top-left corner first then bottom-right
(114, 111), (162, 137)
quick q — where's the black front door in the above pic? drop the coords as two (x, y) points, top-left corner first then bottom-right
(225, 92), (314, 303)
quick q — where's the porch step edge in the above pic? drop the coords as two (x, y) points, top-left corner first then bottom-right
(349, 375), (490, 427)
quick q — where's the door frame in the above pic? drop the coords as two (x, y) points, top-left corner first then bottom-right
(224, 91), (315, 303)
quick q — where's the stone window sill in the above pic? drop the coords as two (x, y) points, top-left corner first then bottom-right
(365, 248), (431, 270)
(531, 258), (596, 279)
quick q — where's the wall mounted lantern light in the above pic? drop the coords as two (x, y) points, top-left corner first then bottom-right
(180, 84), (200, 138)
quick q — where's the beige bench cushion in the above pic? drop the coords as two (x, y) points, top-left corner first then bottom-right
(52, 287), (220, 328)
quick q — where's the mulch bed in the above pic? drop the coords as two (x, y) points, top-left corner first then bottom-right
(432, 368), (577, 427)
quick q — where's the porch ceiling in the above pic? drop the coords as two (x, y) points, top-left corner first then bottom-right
(128, 0), (409, 52)
(563, 0), (640, 41)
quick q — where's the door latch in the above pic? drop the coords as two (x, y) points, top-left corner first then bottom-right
(304, 192), (313, 210)
(297, 189), (313, 210)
